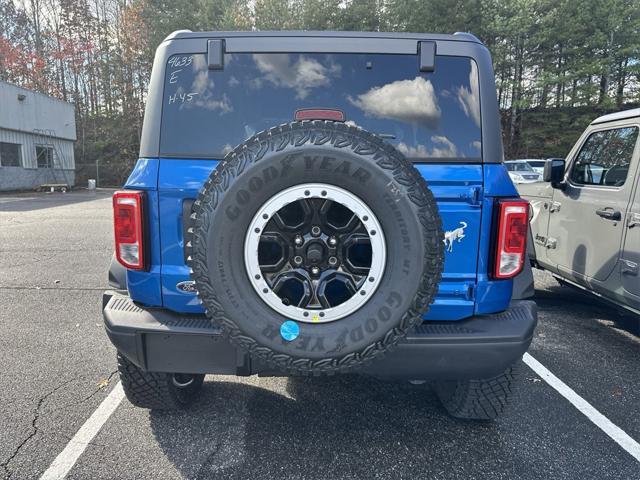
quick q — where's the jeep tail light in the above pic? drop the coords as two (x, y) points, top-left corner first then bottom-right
(492, 199), (529, 279)
(113, 191), (146, 270)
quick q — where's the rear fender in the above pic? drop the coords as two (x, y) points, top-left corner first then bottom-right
(108, 254), (127, 290)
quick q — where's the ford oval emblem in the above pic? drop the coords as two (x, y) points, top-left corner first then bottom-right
(176, 280), (197, 293)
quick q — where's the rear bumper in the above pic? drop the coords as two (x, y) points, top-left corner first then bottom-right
(103, 291), (537, 380)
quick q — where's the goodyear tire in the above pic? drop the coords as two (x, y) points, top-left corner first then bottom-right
(188, 121), (444, 374)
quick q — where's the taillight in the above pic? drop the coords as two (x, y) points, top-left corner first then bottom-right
(113, 190), (146, 270)
(491, 199), (529, 279)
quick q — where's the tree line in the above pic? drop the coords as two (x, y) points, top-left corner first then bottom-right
(1, 0), (639, 185)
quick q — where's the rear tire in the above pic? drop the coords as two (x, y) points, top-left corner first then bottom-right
(117, 353), (204, 410)
(435, 362), (521, 420)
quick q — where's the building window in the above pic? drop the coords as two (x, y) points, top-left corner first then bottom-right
(0, 142), (22, 167)
(36, 145), (54, 168)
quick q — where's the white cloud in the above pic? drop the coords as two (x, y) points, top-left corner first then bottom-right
(396, 142), (428, 157)
(192, 55), (207, 71)
(471, 140), (481, 151)
(252, 54), (341, 99)
(163, 56), (232, 114)
(228, 76), (239, 87)
(193, 92), (233, 113)
(186, 70), (232, 113)
(349, 77), (441, 128)
(396, 135), (458, 158)
(192, 70), (213, 93)
(456, 61), (480, 127)
(429, 135), (458, 158)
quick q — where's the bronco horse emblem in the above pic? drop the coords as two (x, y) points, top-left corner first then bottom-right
(443, 222), (467, 252)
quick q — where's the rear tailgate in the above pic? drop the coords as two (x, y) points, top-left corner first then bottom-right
(157, 159), (482, 320)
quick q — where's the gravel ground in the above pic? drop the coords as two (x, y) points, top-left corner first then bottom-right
(1, 191), (638, 480)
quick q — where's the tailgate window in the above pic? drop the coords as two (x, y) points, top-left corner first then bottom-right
(160, 53), (481, 162)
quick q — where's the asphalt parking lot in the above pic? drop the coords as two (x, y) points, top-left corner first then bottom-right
(1, 190), (639, 480)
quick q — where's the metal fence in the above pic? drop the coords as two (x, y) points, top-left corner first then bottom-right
(75, 160), (137, 188)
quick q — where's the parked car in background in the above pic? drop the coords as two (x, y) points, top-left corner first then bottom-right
(518, 108), (640, 317)
(505, 160), (543, 183)
(525, 159), (546, 175)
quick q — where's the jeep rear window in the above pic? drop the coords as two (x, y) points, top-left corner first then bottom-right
(160, 53), (481, 162)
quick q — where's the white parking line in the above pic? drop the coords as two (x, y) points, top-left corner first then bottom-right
(39, 382), (124, 480)
(38, 354), (640, 478)
(523, 352), (640, 462)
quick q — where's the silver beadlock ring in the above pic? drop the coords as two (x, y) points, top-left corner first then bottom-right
(244, 183), (386, 324)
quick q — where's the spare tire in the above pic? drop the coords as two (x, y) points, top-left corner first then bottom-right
(188, 121), (443, 374)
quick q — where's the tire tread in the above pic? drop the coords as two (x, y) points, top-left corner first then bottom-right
(435, 362), (521, 420)
(187, 121), (444, 375)
(117, 353), (203, 410)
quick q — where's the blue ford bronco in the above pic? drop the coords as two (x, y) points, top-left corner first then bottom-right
(103, 31), (537, 420)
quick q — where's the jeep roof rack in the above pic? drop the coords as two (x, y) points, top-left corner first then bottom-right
(162, 30), (484, 45)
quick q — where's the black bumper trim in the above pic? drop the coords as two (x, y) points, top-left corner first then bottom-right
(103, 291), (536, 379)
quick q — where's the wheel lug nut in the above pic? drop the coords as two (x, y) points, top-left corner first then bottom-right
(294, 255), (303, 265)
(328, 256), (338, 266)
(311, 226), (321, 237)
(311, 266), (320, 275)
(294, 235), (303, 246)
(328, 237), (337, 246)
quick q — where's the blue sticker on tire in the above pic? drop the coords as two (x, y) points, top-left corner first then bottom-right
(280, 321), (300, 341)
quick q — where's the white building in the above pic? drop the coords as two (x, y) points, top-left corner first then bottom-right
(0, 81), (76, 191)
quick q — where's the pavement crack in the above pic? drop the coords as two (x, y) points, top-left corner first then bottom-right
(0, 378), (76, 480)
(79, 370), (119, 403)
(51, 370), (119, 413)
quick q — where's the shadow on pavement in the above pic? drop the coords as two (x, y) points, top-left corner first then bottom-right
(148, 377), (502, 480)
(533, 279), (639, 335)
